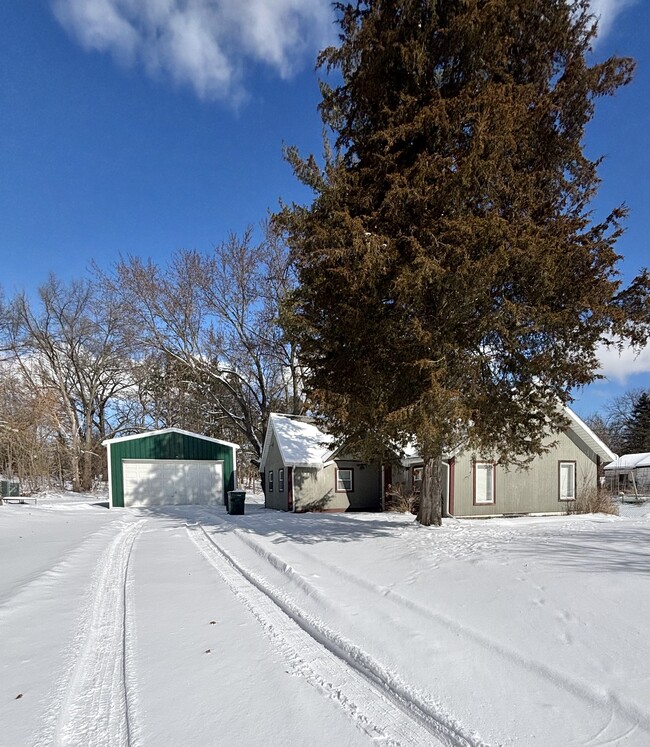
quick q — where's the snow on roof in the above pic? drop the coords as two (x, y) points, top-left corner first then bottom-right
(400, 442), (461, 464)
(102, 428), (239, 450)
(604, 453), (650, 472)
(563, 406), (617, 464)
(266, 413), (335, 468)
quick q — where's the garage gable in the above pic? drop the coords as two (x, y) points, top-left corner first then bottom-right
(104, 429), (238, 508)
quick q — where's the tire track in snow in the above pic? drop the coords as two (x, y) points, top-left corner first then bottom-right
(45, 519), (146, 747)
(187, 522), (482, 747)
(225, 522), (650, 744)
(0, 521), (126, 612)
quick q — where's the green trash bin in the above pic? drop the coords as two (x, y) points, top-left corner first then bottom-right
(227, 490), (245, 515)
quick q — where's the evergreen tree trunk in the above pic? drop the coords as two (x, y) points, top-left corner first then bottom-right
(418, 453), (443, 527)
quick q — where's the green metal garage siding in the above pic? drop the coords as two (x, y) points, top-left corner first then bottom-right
(106, 429), (238, 508)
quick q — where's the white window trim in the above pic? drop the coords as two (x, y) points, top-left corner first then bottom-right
(268, 470), (274, 492)
(474, 461), (496, 505)
(278, 467), (285, 492)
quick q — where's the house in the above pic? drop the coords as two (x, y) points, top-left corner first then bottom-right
(103, 428), (239, 508)
(262, 407), (616, 516)
(392, 407), (616, 517)
(260, 413), (382, 512)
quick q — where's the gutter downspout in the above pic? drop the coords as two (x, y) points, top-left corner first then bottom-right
(446, 458), (455, 518)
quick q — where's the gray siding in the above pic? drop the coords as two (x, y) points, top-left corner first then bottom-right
(293, 460), (381, 512)
(452, 429), (598, 517)
(262, 431), (289, 510)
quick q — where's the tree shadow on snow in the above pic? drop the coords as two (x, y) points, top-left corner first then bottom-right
(508, 526), (650, 576)
(140, 502), (414, 546)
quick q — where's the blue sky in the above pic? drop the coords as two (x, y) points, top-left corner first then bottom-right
(0, 0), (648, 420)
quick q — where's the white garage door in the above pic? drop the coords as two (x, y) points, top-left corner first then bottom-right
(122, 459), (224, 507)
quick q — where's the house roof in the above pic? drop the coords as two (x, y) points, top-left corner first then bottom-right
(400, 442), (461, 465)
(562, 406), (616, 464)
(261, 405), (616, 472)
(260, 413), (335, 469)
(102, 428), (239, 450)
(400, 406), (616, 465)
(604, 452), (650, 472)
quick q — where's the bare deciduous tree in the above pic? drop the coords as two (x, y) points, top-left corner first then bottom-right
(3, 276), (134, 490)
(104, 227), (304, 461)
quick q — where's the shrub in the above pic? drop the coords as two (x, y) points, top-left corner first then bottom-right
(385, 484), (420, 514)
(566, 485), (619, 516)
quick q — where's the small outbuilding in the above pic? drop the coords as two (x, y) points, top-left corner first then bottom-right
(604, 452), (650, 501)
(103, 428), (239, 508)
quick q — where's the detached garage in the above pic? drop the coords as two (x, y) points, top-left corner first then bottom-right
(103, 429), (239, 508)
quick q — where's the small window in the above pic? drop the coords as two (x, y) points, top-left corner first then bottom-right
(412, 466), (424, 490)
(474, 462), (495, 505)
(268, 470), (274, 492)
(559, 461), (576, 501)
(278, 468), (285, 492)
(336, 468), (354, 492)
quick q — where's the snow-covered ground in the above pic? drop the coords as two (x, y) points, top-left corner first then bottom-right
(1, 491), (649, 746)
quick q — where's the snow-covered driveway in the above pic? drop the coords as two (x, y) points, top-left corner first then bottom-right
(1, 497), (649, 746)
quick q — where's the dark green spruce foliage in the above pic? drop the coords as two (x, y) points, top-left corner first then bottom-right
(624, 392), (650, 453)
(276, 0), (650, 525)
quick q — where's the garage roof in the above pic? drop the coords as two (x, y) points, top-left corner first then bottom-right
(102, 428), (239, 450)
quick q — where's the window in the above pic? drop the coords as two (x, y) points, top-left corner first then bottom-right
(412, 466), (424, 491)
(278, 468), (285, 492)
(268, 470), (274, 492)
(474, 462), (495, 505)
(336, 468), (354, 492)
(559, 461), (576, 501)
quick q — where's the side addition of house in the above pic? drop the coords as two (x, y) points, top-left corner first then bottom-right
(393, 407), (617, 518)
(260, 413), (382, 513)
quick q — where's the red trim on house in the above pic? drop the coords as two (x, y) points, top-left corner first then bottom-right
(449, 458), (455, 515)
(472, 461), (496, 506)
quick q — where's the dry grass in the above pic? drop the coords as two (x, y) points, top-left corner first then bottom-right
(566, 485), (619, 516)
(384, 484), (420, 514)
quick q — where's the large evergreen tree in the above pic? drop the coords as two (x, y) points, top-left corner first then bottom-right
(623, 392), (650, 453)
(277, 0), (650, 525)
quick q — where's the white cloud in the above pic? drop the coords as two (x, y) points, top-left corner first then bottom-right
(589, 0), (639, 41)
(52, 0), (333, 102)
(596, 341), (650, 384)
(52, 1), (638, 102)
